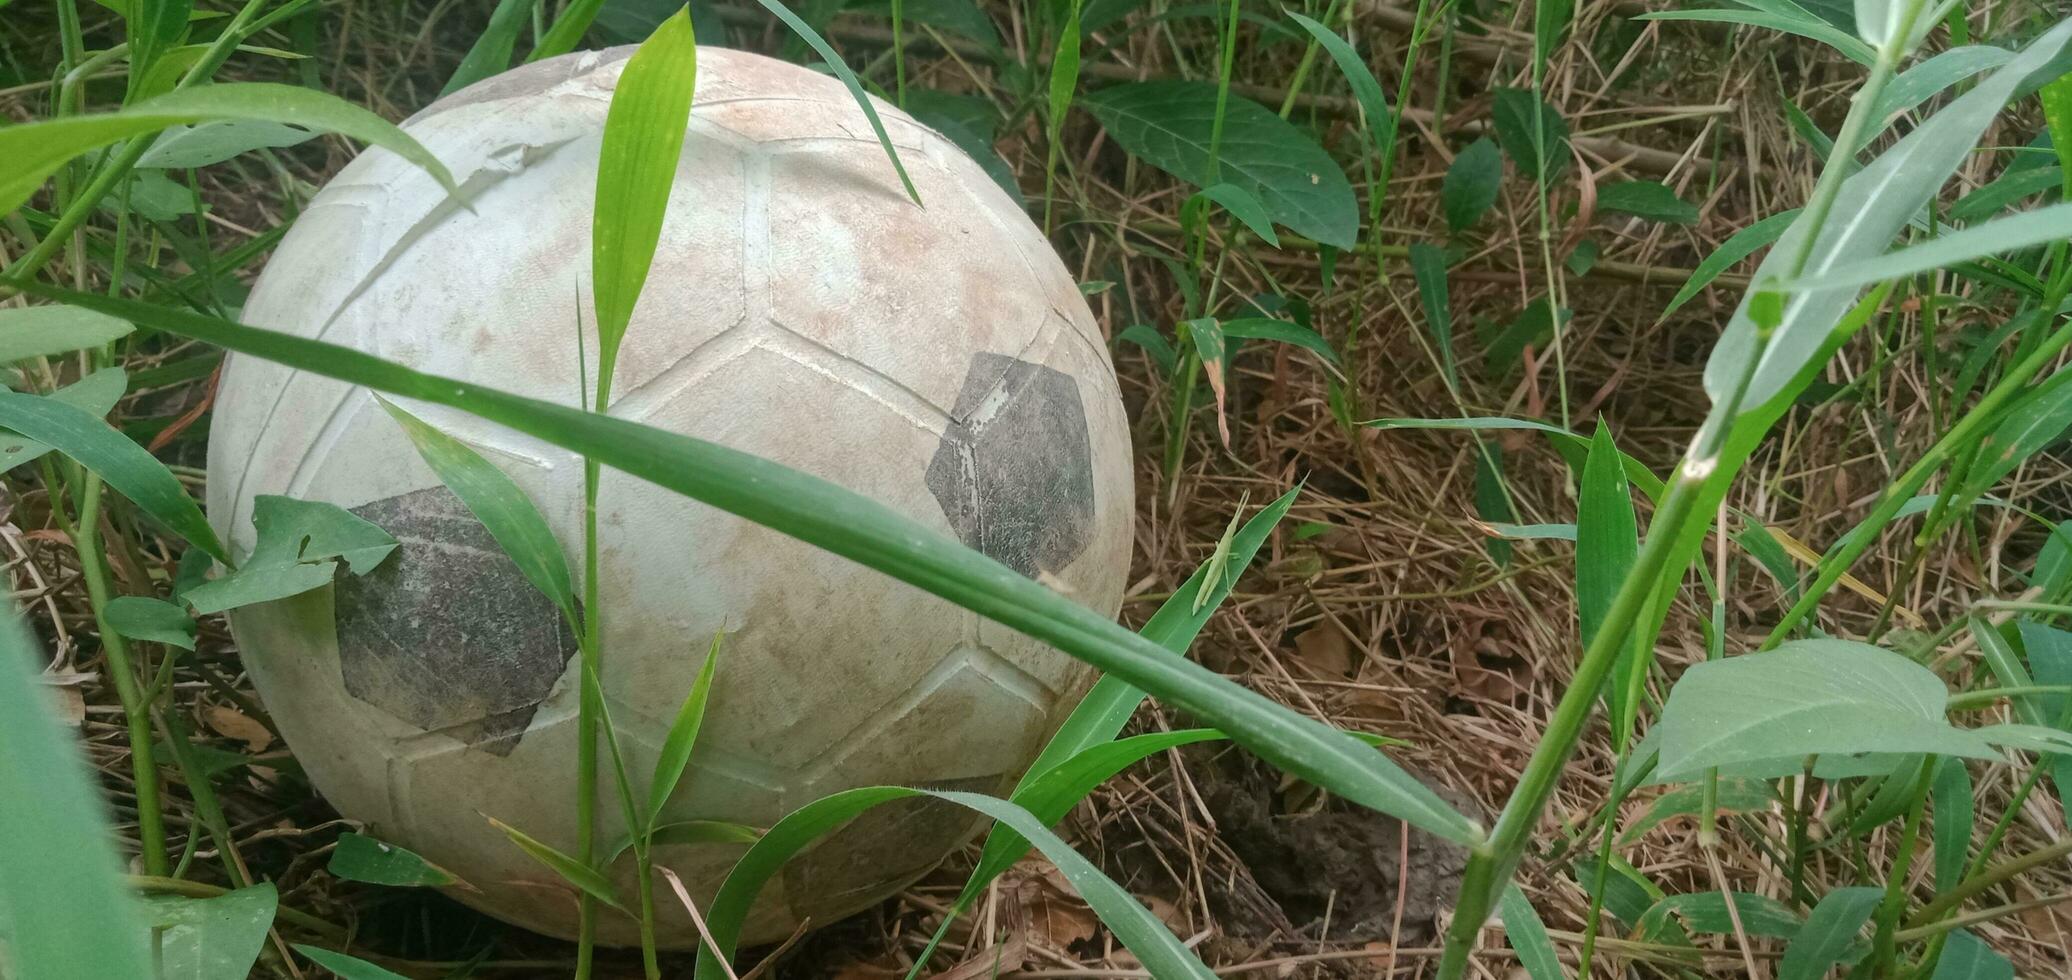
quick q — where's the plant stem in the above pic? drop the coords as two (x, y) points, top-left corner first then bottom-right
(76, 476), (168, 876)
(1868, 760), (1935, 975)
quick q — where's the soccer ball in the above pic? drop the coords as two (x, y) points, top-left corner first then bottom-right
(206, 46), (1133, 947)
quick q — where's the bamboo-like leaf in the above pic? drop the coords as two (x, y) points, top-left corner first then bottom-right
(1787, 200), (2072, 293)
(1442, 138), (1503, 233)
(17, 285), (1481, 847)
(0, 305), (135, 362)
(0, 82), (456, 216)
(1704, 18), (2072, 411)
(1639, 7), (1875, 64)
(1660, 209), (1800, 320)
(442, 0), (535, 95)
(1499, 885), (1565, 980)
(1932, 929), (2013, 979)
(1185, 183), (1280, 246)
(294, 945), (410, 980)
(490, 816), (625, 911)
(379, 397), (575, 619)
(0, 387), (226, 563)
(1409, 243), (1456, 388)
(0, 613), (153, 978)
(695, 788), (1218, 980)
(1579, 422), (1641, 743)
(328, 831), (457, 888)
(1219, 316), (1340, 368)
(593, 7), (699, 393)
(1778, 886), (1879, 980)
(1930, 756), (1973, 891)
(0, 368), (127, 474)
(750, 0), (921, 204)
(608, 818), (763, 864)
(647, 633), (722, 828)
(532, 0), (610, 61)
(1284, 11), (1393, 155)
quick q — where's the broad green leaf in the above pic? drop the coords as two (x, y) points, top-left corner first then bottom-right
(137, 120), (317, 168)
(648, 633), (722, 827)
(1661, 209), (1800, 320)
(1639, 8), (1875, 64)
(1081, 81), (1358, 248)
(0, 368), (128, 474)
(1409, 243), (1456, 388)
(2017, 621), (2072, 725)
(126, 0), (193, 100)
(1704, 19), (2072, 411)
(1284, 12), (1393, 155)
(1579, 423), (1640, 740)
(1186, 183), (1280, 246)
(1932, 930), (2013, 979)
(293, 945), (409, 980)
(182, 495), (396, 614)
(1655, 639), (2000, 780)
(1219, 316), (1339, 367)
(0, 614), (153, 978)
(328, 832), (456, 887)
(1597, 180), (1698, 224)
(1619, 779), (1775, 843)
(1116, 323), (1176, 375)
(0, 386), (225, 563)
(0, 82), (456, 216)
(1844, 753), (1931, 836)
(0, 305), (135, 362)
(1779, 886), (1880, 980)
(25, 286), (1482, 852)
(442, 0), (533, 95)
(695, 788), (1218, 980)
(1573, 853), (1666, 928)
(105, 595), (197, 649)
(593, 8), (698, 391)
(491, 816), (625, 911)
(1490, 87), (1568, 185)
(751, 0), (922, 204)
(1931, 756), (1974, 890)
(117, 170), (200, 221)
(1499, 885), (1564, 980)
(1442, 138), (1503, 233)
(145, 883), (277, 980)
(1869, 46), (2016, 132)
(1791, 200), (2072, 293)
(1637, 890), (1801, 940)
(380, 398), (575, 618)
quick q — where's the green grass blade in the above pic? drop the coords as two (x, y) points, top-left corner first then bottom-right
(1578, 423), (1640, 743)
(647, 632), (722, 828)
(0, 305), (134, 362)
(489, 816), (626, 911)
(442, 0), (535, 96)
(294, 945), (410, 980)
(593, 7), (699, 392)
(750, 0), (922, 204)
(1186, 183), (1280, 246)
(532, 0), (610, 62)
(1498, 884), (1564, 980)
(1283, 11), (1392, 154)
(1637, 9), (1875, 64)
(379, 397), (576, 619)
(328, 831), (457, 887)
(608, 818), (763, 863)
(694, 787), (1219, 980)
(0, 367), (127, 474)
(0, 82), (457, 215)
(16, 285), (1481, 843)
(105, 595), (198, 649)
(1659, 209), (1800, 320)
(1043, 0), (1083, 226)
(0, 612), (154, 978)
(1784, 200), (2072, 292)
(1930, 757), (1973, 891)
(0, 387), (226, 563)
(1220, 316), (1340, 368)
(1408, 243), (1455, 388)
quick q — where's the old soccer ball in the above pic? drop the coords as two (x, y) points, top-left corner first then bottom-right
(206, 46), (1132, 947)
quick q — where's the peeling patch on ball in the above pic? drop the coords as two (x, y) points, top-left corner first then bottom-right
(925, 353), (1096, 579)
(333, 487), (576, 755)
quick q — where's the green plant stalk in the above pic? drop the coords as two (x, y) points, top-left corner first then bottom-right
(1436, 18), (1922, 968)
(1868, 759), (1936, 974)
(1204, 0), (1240, 185)
(1911, 812), (2072, 927)
(891, 0), (906, 107)
(74, 476), (168, 876)
(1275, 0), (1346, 119)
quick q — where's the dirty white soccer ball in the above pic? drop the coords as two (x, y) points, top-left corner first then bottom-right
(206, 46), (1133, 947)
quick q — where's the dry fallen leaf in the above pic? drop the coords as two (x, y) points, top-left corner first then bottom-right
(205, 704), (273, 752)
(1292, 626), (1355, 678)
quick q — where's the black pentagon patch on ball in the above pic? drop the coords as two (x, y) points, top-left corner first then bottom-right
(926, 353), (1096, 579)
(333, 486), (576, 755)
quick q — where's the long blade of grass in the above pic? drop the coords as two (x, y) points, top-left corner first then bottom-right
(693, 787), (1218, 980)
(489, 816), (626, 912)
(1784, 200), (2072, 292)
(532, 0), (610, 62)
(1284, 11), (1393, 156)
(1578, 422), (1640, 745)
(647, 633), (721, 828)
(748, 0), (921, 204)
(379, 397), (576, 619)
(0, 612), (153, 978)
(293, 945), (410, 980)
(0, 82), (457, 215)
(1498, 884), (1564, 980)
(1658, 209), (1800, 320)
(0, 305), (134, 361)
(12, 288), (1481, 844)
(593, 6), (698, 392)
(0, 388), (227, 563)
(442, 0), (535, 96)
(1637, 8), (1876, 64)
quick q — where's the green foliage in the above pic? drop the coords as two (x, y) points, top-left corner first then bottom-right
(1490, 88), (1569, 185)
(1409, 243), (1456, 387)
(0, 614), (153, 978)
(1596, 180), (1699, 224)
(182, 495), (396, 614)
(491, 816), (626, 911)
(647, 634), (721, 827)
(144, 883), (278, 980)
(1081, 81), (1358, 247)
(750, 0), (922, 204)
(1497, 885), (1563, 980)
(105, 595), (197, 649)
(1578, 424), (1641, 741)
(1219, 316), (1340, 368)
(0, 82), (456, 215)
(0, 305), (134, 362)
(1933, 930), (2014, 979)
(1779, 886), (1880, 979)
(1441, 138), (1502, 233)
(1637, 890), (1802, 940)
(328, 832), (457, 887)
(1184, 183), (1280, 246)
(294, 945), (411, 980)
(1640, 3), (1876, 64)
(1931, 756), (1974, 889)
(1660, 209), (1800, 319)
(0, 368), (127, 473)
(592, 7), (699, 394)
(443, 0), (534, 95)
